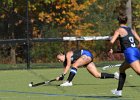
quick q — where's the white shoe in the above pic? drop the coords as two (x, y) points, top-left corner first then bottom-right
(60, 81), (73, 87)
(114, 72), (119, 80)
(111, 89), (122, 96)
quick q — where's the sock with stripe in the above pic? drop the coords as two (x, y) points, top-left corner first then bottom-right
(67, 67), (77, 82)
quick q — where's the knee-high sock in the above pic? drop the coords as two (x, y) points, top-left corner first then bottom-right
(117, 73), (126, 90)
(100, 73), (114, 79)
(67, 67), (77, 82)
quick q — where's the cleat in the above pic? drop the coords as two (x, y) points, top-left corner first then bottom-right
(60, 81), (73, 87)
(114, 72), (119, 80)
(111, 89), (122, 96)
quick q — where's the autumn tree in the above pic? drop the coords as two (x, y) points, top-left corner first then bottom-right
(132, 0), (140, 32)
(0, 0), (139, 63)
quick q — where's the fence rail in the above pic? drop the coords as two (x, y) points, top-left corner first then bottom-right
(0, 36), (111, 44)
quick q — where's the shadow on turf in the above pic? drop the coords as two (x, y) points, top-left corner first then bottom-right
(42, 83), (100, 86)
(125, 85), (140, 88)
(78, 95), (121, 99)
(74, 83), (101, 86)
(0, 89), (122, 99)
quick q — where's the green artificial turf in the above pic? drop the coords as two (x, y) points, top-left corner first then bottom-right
(0, 66), (139, 100)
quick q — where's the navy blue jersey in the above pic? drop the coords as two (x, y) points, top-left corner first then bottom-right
(119, 26), (136, 52)
(118, 26), (140, 64)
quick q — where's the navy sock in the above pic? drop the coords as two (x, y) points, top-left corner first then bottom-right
(101, 73), (114, 79)
(67, 67), (77, 82)
(117, 73), (126, 90)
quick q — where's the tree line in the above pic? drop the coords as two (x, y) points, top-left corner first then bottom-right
(0, 0), (139, 64)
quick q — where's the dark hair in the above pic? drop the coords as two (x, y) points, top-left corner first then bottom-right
(117, 15), (127, 24)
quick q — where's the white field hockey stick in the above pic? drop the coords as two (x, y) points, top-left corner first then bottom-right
(28, 79), (56, 87)
(102, 64), (121, 70)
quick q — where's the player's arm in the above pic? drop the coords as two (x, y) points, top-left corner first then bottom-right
(56, 51), (72, 81)
(132, 29), (140, 46)
(63, 51), (72, 74)
(110, 29), (120, 44)
(109, 29), (120, 53)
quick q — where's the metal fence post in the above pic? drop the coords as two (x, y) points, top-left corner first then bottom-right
(26, 0), (30, 69)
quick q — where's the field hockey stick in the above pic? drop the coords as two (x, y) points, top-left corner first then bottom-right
(102, 64), (121, 70)
(28, 79), (57, 87)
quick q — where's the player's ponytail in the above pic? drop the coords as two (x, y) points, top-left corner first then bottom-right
(117, 14), (127, 24)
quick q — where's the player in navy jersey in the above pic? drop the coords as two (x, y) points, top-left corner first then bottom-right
(56, 49), (119, 86)
(109, 14), (140, 96)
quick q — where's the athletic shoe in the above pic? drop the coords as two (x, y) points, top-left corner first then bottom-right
(60, 81), (73, 87)
(111, 89), (122, 96)
(114, 72), (119, 80)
